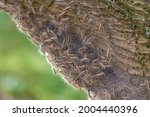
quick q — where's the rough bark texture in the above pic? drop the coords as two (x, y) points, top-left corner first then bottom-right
(0, 0), (150, 99)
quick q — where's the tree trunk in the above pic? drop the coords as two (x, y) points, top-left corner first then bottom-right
(0, 0), (150, 99)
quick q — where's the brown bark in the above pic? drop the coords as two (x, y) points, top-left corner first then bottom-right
(0, 0), (150, 99)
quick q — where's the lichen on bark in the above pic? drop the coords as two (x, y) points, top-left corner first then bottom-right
(0, 0), (150, 99)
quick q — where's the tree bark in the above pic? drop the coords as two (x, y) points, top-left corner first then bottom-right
(0, 0), (150, 99)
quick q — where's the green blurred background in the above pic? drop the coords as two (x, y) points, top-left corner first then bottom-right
(0, 12), (86, 100)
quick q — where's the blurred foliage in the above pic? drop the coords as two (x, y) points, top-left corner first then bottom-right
(0, 12), (86, 100)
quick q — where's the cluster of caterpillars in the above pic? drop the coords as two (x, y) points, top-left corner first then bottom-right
(0, 0), (113, 98)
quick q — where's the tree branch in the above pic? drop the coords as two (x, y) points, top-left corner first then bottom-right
(0, 0), (150, 99)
